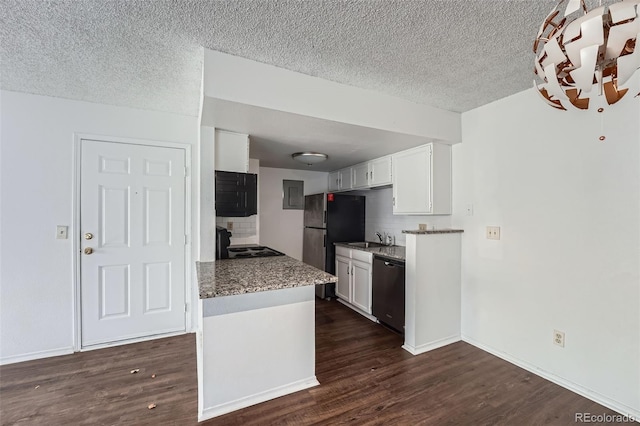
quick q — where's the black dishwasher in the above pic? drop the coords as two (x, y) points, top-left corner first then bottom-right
(372, 256), (406, 333)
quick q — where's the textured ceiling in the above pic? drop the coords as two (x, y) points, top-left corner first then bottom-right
(1, 0), (605, 118)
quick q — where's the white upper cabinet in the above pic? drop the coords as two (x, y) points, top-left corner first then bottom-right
(214, 129), (249, 173)
(328, 167), (353, 192)
(351, 163), (369, 189)
(392, 143), (451, 215)
(369, 156), (392, 187)
(334, 155), (392, 191)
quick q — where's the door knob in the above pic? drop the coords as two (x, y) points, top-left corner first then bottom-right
(84, 247), (94, 255)
(84, 233), (93, 240)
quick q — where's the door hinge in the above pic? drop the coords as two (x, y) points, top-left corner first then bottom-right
(429, 201), (433, 210)
(184, 235), (188, 245)
(185, 303), (188, 313)
(392, 197), (395, 206)
(428, 144), (433, 155)
(184, 166), (188, 177)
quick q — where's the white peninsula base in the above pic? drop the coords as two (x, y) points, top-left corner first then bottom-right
(197, 285), (318, 421)
(403, 231), (462, 355)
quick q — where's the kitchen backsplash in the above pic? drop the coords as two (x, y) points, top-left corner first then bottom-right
(216, 216), (257, 240)
(362, 187), (452, 246)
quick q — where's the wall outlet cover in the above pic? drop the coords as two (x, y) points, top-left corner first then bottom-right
(553, 330), (565, 347)
(486, 226), (501, 240)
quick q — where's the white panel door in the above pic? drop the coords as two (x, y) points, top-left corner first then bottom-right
(80, 139), (186, 347)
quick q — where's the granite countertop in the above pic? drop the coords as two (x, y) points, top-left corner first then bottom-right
(197, 256), (337, 299)
(402, 229), (464, 235)
(334, 242), (406, 261)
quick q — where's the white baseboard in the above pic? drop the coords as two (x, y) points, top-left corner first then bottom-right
(80, 330), (188, 352)
(198, 376), (320, 422)
(336, 298), (377, 323)
(462, 335), (640, 420)
(0, 347), (74, 366)
(402, 334), (461, 355)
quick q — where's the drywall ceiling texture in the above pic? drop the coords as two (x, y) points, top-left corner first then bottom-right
(1, 0), (588, 116)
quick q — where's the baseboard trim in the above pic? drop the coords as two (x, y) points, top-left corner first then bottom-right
(336, 298), (377, 323)
(402, 334), (461, 355)
(81, 330), (188, 351)
(0, 347), (74, 366)
(462, 335), (640, 420)
(198, 376), (320, 421)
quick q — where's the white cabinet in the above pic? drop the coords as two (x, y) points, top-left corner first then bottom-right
(351, 260), (372, 313)
(392, 143), (451, 215)
(328, 167), (353, 192)
(369, 156), (392, 187)
(335, 255), (351, 301)
(351, 163), (369, 189)
(335, 246), (373, 317)
(214, 129), (250, 173)
(341, 156), (392, 190)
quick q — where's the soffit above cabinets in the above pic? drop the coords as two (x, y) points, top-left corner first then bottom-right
(202, 97), (441, 172)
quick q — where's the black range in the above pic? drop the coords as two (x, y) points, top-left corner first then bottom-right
(226, 246), (285, 259)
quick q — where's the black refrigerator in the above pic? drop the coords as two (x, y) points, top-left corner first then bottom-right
(302, 193), (365, 299)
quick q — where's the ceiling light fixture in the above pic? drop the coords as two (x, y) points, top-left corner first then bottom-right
(291, 152), (328, 166)
(534, 0), (640, 111)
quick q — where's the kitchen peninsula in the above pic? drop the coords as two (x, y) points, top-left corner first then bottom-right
(196, 254), (337, 421)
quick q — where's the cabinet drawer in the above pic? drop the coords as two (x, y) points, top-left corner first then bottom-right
(336, 246), (351, 258)
(352, 249), (372, 263)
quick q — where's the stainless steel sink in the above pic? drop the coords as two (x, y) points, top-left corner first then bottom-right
(347, 241), (387, 248)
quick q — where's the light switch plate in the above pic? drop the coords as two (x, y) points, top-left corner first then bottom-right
(56, 225), (68, 239)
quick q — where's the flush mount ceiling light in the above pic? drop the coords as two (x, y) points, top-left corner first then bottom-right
(534, 0), (640, 111)
(291, 152), (328, 166)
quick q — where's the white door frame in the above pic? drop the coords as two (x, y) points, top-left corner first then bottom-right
(72, 133), (193, 351)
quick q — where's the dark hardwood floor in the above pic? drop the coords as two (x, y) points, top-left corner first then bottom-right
(0, 299), (619, 425)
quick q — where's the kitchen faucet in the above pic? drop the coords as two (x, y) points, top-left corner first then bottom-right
(375, 232), (383, 244)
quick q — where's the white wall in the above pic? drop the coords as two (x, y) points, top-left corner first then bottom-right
(259, 167), (328, 259)
(0, 90), (199, 364)
(363, 187), (452, 246)
(453, 88), (640, 416)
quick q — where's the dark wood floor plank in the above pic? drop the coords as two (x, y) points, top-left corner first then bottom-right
(0, 299), (620, 425)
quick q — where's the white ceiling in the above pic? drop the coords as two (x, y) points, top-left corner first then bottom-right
(203, 98), (436, 171)
(0, 0), (610, 169)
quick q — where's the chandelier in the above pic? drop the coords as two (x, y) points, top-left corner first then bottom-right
(534, 0), (640, 111)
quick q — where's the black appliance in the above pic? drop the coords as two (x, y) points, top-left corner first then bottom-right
(372, 256), (406, 333)
(216, 226), (232, 259)
(215, 171), (257, 217)
(302, 193), (365, 298)
(226, 246), (285, 259)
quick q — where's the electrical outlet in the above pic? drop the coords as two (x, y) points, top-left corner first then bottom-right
(553, 330), (565, 347)
(418, 223), (427, 231)
(486, 226), (501, 240)
(227, 221), (233, 231)
(56, 225), (68, 239)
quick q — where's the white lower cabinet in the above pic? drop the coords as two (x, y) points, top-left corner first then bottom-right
(335, 246), (373, 317)
(335, 255), (351, 301)
(350, 260), (371, 313)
